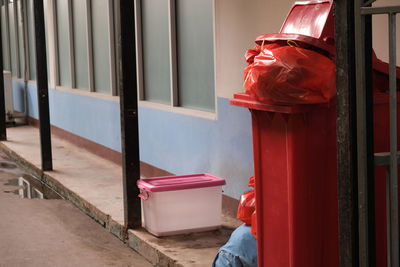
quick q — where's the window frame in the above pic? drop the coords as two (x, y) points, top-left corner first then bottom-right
(26, 0), (37, 81)
(134, 0), (217, 120)
(10, 0), (21, 77)
(1, 0), (12, 73)
(1, 0), (36, 81)
(52, 0), (118, 96)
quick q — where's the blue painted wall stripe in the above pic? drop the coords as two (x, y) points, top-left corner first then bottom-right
(13, 82), (253, 199)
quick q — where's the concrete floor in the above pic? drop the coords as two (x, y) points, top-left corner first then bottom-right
(0, 150), (152, 267)
(2, 125), (125, 224)
(0, 125), (241, 266)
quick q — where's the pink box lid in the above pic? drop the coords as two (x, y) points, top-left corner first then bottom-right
(137, 173), (226, 192)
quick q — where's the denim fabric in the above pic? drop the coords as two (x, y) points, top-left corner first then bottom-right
(212, 224), (257, 267)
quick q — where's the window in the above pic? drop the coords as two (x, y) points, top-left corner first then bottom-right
(1, 0), (216, 108)
(8, 0), (19, 77)
(176, 0), (215, 111)
(91, 0), (114, 94)
(16, 0), (25, 78)
(141, 0), (171, 105)
(53, 0), (117, 95)
(0, 0), (38, 81)
(1, 2), (9, 71)
(136, 0), (215, 112)
(71, 0), (88, 90)
(56, 0), (71, 87)
(0, 0), (119, 94)
(27, 0), (36, 80)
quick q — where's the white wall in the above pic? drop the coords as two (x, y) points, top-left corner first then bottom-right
(372, 0), (400, 64)
(215, 0), (400, 100)
(215, 0), (293, 99)
(44, 0), (57, 89)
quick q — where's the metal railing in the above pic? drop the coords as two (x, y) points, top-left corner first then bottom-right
(354, 1), (400, 266)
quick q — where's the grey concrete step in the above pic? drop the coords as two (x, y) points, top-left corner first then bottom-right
(0, 126), (242, 267)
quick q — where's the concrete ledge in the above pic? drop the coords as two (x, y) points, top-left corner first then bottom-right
(128, 227), (234, 267)
(0, 142), (125, 240)
(0, 126), (242, 266)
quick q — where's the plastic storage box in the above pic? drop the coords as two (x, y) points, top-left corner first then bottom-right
(137, 174), (226, 237)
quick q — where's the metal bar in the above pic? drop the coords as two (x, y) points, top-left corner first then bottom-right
(13, 1), (20, 78)
(108, 0), (116, 96)
(28, 0), (34, 80)
(354, 0), (370, 264)
(4, 0), (11, 72)
(119, 0), (141, 229)
(386, 166), (392, 267)
(388, 12), (399, 267)
(67, 0), (75, 88)
(33, 0), (52, 171)
(334, 0), (359, 265)
(21, 0), (29, 118)
(20, 0), (30, 80)
(113, 0), (121, 96)
(361, 0), (377, 8)
(85, 0), (94, 92)
(374, 152), (400, 167)
(364, 12), (377, 267)
(168, 0), (178, 106)
(134, 0), (144, 100)
(52, 0), (59, 85)
(0, 3), (6, 141)
(361, 6), (400, 15)
(355, 0), (376, 265)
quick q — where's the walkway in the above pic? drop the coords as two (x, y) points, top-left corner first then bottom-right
(0, 150), (152, 267)
(0, 125), (240, 266)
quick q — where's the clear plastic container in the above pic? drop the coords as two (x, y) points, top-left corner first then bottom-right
(137, 174), (226, 237)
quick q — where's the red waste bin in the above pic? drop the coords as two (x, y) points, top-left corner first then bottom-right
(231, 94), (339, 267)
(236, 0), (400, 264)
(231, 91), (400, 267)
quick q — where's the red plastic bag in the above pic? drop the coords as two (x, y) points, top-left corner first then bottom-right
(245, 44), (281, 65)
(251, 211), (257, 239)
(244, 44), (336, 105)
(237, 176), (258, 238)
(237, 177), (256, 233)
(237, 190), (255, 225)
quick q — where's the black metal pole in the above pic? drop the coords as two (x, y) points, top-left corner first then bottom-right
(363, 11), (376, 266)
(0, 8), (6, 141)
(334, 0), (359, 266)
(33, 0), (52, 171)
(119, 0), (141, 229)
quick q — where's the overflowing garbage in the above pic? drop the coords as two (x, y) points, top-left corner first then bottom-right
(237, 176), (257, 238)
(244, 41), (336, 105)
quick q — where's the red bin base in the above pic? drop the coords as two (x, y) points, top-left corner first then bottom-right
(231, 92), (399, 267)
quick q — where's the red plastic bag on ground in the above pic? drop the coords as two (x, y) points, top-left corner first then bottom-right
(237, 176), (256, 231)
(237, 190), (255, 225)
(251, 211), (257, 239)
(244, 44), (336, 105)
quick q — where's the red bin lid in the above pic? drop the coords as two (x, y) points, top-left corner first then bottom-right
(280, 0), (334, 41)
(137, 173), (226, 192)
(255, 33), (335, 56)
(255, 0), (335, 56)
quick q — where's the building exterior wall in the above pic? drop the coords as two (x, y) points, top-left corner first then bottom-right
(215, 0), (293, 99)
(372, 0), (400, 64)
(13, 81), (253, 199)
(6, 0), (399, 199)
